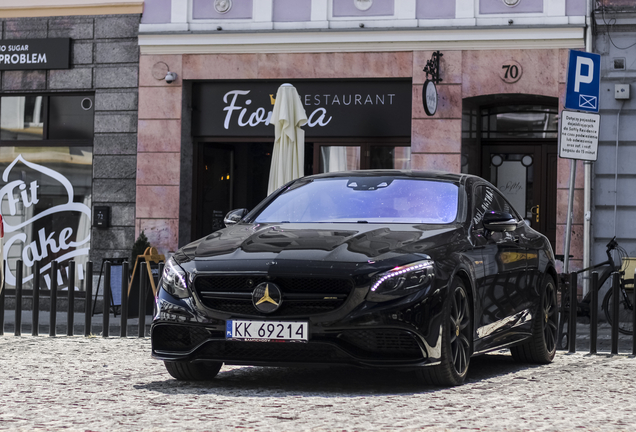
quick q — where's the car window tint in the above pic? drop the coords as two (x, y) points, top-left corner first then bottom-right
(256, 177), (459, 224)
(472, 185), (519, 225)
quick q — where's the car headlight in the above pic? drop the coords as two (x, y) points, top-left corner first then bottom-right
(368, 260), (435, 302)
(160, 258), (189, 299)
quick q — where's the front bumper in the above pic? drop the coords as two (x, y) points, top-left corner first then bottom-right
(151, 281), (447, 369)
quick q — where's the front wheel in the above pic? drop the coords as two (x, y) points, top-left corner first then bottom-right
(164, 360), (223, 381)
(603, 288), (634, 335)
(511, 274), (557, 363)
(417, 277), (472, 386)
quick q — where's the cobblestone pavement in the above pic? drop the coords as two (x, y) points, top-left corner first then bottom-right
(1, 336), (636, 431)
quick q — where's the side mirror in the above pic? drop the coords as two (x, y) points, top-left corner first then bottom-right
(224, 208), (248, 227)
(482, 211), (517, 232)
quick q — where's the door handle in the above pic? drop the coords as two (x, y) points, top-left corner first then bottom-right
(530, 205), (539, 223)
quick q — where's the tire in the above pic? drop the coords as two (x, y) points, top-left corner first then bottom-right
(164, 361), (223, 381)
(417, 277), (471, 386)
(511, 274), (557, 363)
(603, 288), (634, 335)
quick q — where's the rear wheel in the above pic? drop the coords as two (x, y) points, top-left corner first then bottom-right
(511, 274), (557, 363)
(164, 361), (223, 381)
(603, 288), (634, 335)
(417, 278), (471, 386)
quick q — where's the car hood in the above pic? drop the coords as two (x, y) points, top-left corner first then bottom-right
(175, 223), (462, 266)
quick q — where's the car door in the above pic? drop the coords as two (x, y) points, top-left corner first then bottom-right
(471, 184), (529, 340)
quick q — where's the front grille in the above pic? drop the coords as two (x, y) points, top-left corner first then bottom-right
(338, 329), (423, 360)
(152, 325), (215, 352)
(194, 276), (353, 317)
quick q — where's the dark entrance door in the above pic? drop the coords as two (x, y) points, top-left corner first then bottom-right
(194, 142), (273, 239)
(482, 143), (557, 250)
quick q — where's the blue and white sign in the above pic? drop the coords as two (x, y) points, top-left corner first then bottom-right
(565, 50), (601, 113)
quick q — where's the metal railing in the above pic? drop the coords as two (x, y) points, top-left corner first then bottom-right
(559, 269), (636, 354)
(0, 259), (162, 338)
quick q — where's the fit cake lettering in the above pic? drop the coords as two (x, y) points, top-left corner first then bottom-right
(0, 155), (91, 288)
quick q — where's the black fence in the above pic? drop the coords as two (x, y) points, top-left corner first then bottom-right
(0, 259), (163, 338)
(2, 260), (636, 353)
(558, 270), (636, 355)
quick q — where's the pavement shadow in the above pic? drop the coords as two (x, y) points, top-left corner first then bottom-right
(135, 351), (544, 397)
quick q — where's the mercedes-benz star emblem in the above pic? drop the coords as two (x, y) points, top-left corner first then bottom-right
(252, 282), (282, 313)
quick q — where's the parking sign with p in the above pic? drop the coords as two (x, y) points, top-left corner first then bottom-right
(565, 50), (601, 113)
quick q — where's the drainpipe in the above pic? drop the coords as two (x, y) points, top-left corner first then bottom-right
(582, 0), (594, 295)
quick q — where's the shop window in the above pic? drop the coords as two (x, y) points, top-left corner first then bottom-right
(1, 96), (44, 140)
(0, 146), (93, 290)
(0, 94), (94, 142)
(48, 95), (94, 140)
(318, 143), (410, 173)
(0, 92), (94, 290)
(320, 146), (361, 172)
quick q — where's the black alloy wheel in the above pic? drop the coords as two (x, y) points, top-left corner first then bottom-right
(449, 282), (471, 375)
(542, 279), (559, 353)
(417, 277), (472, 386)
(511, 274), (557, 363)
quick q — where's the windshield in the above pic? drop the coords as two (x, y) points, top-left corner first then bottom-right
(255, 177), (459, 224)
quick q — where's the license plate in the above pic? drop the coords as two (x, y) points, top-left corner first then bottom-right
(226, 320), (308, 342)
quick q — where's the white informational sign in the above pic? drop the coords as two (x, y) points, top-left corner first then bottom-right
(559, 110), (600, 161)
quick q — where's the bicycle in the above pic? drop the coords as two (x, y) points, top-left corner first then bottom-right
(556, 237), (634, 349)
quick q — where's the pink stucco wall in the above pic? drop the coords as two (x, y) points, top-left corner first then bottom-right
(137, 49), (580, 267)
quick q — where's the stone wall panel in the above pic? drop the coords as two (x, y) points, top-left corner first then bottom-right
(2, 70), (46, 90)
(93, 179), (137, 203)
(48, 17), (95, 39)
(95, 90), (138, 111)
(95, 41), (139, 64)
(95, 16), (140, 39)
(94, 155), (137, 179)
(95, 66), (139, 89)
(95, 112), (138, 133)
(48, 68), (93, 89)
(94, 134), (138, 155)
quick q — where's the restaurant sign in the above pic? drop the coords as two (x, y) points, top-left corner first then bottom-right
(192, 80), (412, 137)
(0, 38), (71, 70)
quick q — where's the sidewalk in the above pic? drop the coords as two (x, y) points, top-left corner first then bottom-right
(0, 336), (635, 431)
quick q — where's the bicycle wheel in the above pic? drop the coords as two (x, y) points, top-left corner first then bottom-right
(603, 287), (634, 335)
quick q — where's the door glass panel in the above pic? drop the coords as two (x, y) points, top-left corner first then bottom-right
(481, 105), (558, 139)
(1, 96), (44, 140)
(320, 146), (360, 173)
(489, 153), (533, 220)
(370, 146), (411, 169)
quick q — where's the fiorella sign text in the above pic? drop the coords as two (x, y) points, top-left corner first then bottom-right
(0, 39), (70, 71)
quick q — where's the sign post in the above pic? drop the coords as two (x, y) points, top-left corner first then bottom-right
(561, 50), (601, 274)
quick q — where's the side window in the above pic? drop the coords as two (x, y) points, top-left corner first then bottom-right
(472, 185), (519, 225)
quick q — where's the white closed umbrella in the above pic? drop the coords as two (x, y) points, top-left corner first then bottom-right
(267, 83), (308, 195)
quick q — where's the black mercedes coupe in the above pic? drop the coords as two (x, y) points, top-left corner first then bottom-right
(152, 170), (558, 386)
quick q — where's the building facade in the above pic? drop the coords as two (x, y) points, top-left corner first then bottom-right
(0, 0), (142, 290)
(137, 0), (588, 271)
(593, 0), (636, 268)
